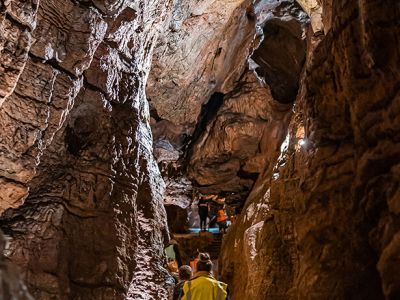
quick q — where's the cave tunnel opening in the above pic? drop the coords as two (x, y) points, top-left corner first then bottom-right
(252, 18), (307, 104)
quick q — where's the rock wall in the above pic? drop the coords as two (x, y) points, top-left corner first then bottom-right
(147, 0), (262, 220)
(147, 0), (257, 129)
(0, 0), (173, 299)
(0, 230), (34, 300)
(1, 0), (399, 299)
(220, 1), (400, 299)
(149, 0), (309, 206)
(188, 71), (292, 203)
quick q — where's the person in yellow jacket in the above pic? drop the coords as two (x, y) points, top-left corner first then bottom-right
(181, 253), (228, 300)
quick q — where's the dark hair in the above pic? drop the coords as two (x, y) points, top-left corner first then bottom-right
(197, 253), (213, 272)
(179, 265), (192, 280)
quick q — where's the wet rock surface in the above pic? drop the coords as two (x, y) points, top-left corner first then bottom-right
(220, 1), (400, 299)
(147, 0), (257, 130)
(0, 0), (173, 299)
(188, 71), (292, 204)
(0, 231), (34, 300)
(0, 0), (399, 299)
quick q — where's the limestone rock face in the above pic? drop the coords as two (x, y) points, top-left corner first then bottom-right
(147, 0), (257, 129)
(0, 0), (173, 299)
(0, 231), (34, 300)
(147, 0), (263, 220)
(162, 164), (193, 233)
(189, 72), (292, 203)
(220, 1), (400, 299)
(295, 0), (323, 33)
(0, 0), (38, 107)
(1, 0), (399, 299)
(253, 0), (308, 103)
(150, 0), (308, 206)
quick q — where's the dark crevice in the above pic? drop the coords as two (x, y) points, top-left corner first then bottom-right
(252, 14), (307, 103)
(65, 125), (89, 156)
(4, 12), (34, 31)
(237, 169), (259, 181)
(185, 92), (225, 159)
(148, 99), (163, 122)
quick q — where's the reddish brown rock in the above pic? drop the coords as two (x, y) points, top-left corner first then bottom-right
(0, 0), (174, 299)
(189, 71), (292, 203)
(0, 230), (34, 300)
(1, 0), (399, 299)
(0, 0), (38, 106)
(147, 0), (257, 129)
(220, 1), (400, 299)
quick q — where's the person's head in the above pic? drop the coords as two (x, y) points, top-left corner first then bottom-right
(196, 252), (213, 272)
(178, 265), (192, 281)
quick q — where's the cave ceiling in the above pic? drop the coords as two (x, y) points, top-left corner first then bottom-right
(148, 0), (311, 206)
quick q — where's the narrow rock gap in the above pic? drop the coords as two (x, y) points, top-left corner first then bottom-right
(185, 92), (225, 159)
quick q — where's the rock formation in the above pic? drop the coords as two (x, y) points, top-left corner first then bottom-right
(0, 0), (173, 299)
(0, 230), (34, 300)
(219, 1), (400, 299)
(1, 0), (399, 299)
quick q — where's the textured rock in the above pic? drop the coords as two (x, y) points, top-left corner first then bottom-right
(220, 1), (400, 299)
(150, 0), (308, 207)
(0, 0), (38, 106)
(189, 71), (292, 204)
(296, 0), (323, 33)
(0, 0), (174, 299)
(147, 0), (257, 129)
(252, 0), (309, 103)
(0, 60), (81, 204)
(147, 0), (267, 224)
(1, 0), (399, 299)
(163, 166), (193, 233)
(0, 230), (34, 300)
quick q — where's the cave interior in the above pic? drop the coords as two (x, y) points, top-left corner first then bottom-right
(0, 0), (399, 299)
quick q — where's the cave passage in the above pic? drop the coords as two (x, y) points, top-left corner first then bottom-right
(0, 0), (399, 300)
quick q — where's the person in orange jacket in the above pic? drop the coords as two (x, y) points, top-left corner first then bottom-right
(216, 205), (229, 233)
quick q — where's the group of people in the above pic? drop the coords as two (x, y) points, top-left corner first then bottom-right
(165, 239), (229, 299)
(172, 253), (228, 300)
(197, 193), (230, 233)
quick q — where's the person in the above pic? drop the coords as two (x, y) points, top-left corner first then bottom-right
(217, 205), (229, 233)
(181, 253), (228, 300)
(173, 265), (192, 300)
(189, 251), (199, 276)
(165, 238), (183, 272)
(197, 194), (210, 232)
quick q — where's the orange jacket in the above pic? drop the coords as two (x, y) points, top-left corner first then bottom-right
(217, 209), (228, 222)
(190, 258), (198, 273)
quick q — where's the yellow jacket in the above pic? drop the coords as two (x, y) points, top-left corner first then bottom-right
(181, 271), (228, 300)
